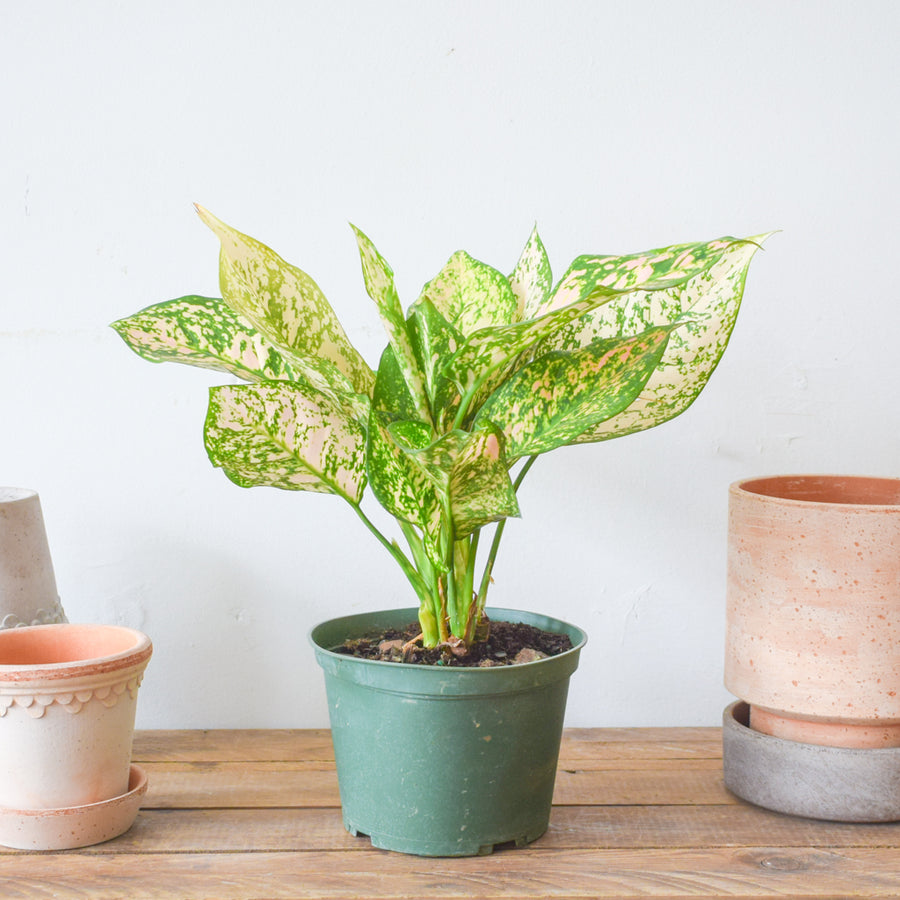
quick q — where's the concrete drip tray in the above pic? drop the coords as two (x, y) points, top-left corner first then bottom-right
(723, 701), (900, 823)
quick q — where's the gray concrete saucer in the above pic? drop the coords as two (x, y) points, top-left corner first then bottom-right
(722, 700), (900, 823)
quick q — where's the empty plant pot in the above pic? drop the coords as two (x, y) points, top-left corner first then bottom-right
(0, 623), (152, 823)
(0, 488), (67, 629)
(725, 474), (900, 749)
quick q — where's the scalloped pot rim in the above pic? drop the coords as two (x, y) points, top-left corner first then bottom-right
(733, 474), (900, 509)
(0, 624), (152, 683)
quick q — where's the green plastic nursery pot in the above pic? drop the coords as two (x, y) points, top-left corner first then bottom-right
(310, 607), (586, 857)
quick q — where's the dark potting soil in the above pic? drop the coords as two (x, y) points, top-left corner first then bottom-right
(333, 618), (573, 667)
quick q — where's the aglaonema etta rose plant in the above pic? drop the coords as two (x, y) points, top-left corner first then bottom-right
(114, 207), (768, 653)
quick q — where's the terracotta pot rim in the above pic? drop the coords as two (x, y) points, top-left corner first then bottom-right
(0, 624), (152, 682)
(731, 474), (900, 509)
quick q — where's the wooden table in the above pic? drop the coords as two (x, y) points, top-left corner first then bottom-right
(1, 728), (898, 898)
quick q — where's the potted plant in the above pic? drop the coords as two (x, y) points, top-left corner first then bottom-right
(0, 622), (152, 849)
(113, 206), (768, 854)
(723, 474), (900, 822)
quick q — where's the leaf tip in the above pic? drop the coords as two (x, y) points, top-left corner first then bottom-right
(194, 203), (226, 238)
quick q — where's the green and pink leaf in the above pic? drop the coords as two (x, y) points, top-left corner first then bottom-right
(414, 250), (518, 337)
(204, 382), (367, 502)
(475, 327), (674, 458)
(351, 226), (431, 423)
(510, 225), (553, 321)
(196, 206), (374, 396)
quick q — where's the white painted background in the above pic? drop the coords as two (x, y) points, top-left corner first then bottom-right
(2, 2), (897, 729)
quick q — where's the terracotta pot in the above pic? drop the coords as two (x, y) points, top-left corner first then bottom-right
(0, 488), (67, 628)
(725, 474), (900, 749)
(0, 624), (152, 816)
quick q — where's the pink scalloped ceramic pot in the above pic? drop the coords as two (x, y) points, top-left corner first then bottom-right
(0, 624), (152, 811)
(725, 475), (900, 749)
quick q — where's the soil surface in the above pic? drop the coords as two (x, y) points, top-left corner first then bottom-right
(333, 618), (573, 667)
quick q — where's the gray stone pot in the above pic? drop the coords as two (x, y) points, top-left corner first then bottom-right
(723, 701), (900, 823)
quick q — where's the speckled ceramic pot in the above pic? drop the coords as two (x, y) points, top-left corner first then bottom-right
(0, 488), (67, 629)
(725, 475), (900, 749)
(0, 624), (152, 819)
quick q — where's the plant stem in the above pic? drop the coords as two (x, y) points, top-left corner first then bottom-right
(348, 501), (429, 603)
(475, 455), (537, 613)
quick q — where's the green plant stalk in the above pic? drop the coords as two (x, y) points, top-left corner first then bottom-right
(473, 456), (537, 627)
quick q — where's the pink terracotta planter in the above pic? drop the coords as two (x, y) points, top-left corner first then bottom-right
(0, 623), (152, 847)
(725, 475), (900, 749)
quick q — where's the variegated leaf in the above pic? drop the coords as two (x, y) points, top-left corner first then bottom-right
(371, 344), (422, 423)
(195, 206), (374, 396)
(440, 288), (625, 420)
(449, 425), (520, 539)
(351, 225), (431, 423)
(366, 410), (443, 568)
(407, 298), (464, 426)
(204, 382), (366, 502)
(442, 236), (740, 424)
(510, 225), (553, 321)
(475, 327), (674, 459)
(388, 419), (433, 450)
(415, 250), (518, 337)
(112, 295), (301, 382)
(558, 235), (771, 443)
(368, 347), (443, 565)
(113, 296), (372, 424)
(537, 237), (736, 315)
(382, 425), (519, 539)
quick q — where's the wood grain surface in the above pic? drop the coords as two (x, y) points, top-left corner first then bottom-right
(0, 728), (896, 899)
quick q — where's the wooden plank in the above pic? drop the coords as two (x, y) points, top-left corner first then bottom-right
(136, 761), (734, 809)
(0, 806), (893, 856)
(0, 848), (898, 898)
(562, 726), (722, 746)
(132, 729), (335, 762)
(131, 728), (723, 764)
(541, 805), (900, 851)
(140, 761), (340, 809)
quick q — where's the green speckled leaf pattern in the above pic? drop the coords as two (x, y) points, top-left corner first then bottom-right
(416, 250), (518, 337)
(366, 411), (443, 567)
(204, 382), (366, 502)
(112, 295), (301, 382)
(444, 236), (740, 423)
(113, 295), (372, 425)
(368, 347), (443, 564)
(407, 298), (464, 426)
(351, 225), (431, 424)
(475, 327), (673, 458)
(557, 236), (770, 442)
(449, 426), (520, 539)
(538, 238), (734, 315)
(510, 226), (553, 321)
(196, 206), (374, 396)
(441, 290), (624, 419)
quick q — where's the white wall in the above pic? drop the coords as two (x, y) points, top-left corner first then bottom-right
(2, 1), (897, 729)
